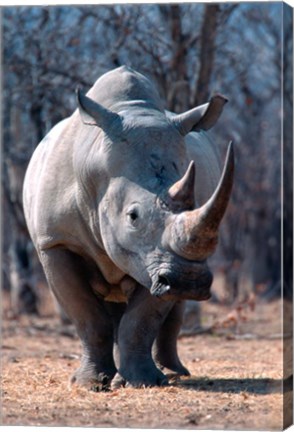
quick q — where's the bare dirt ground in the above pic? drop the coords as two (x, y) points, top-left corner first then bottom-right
(1, 288), (292, 430)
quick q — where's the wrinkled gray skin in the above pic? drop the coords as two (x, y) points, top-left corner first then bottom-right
(23, 66), (233, 389)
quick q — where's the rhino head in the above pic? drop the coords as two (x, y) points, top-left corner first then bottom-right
(76, 88), (234, 302)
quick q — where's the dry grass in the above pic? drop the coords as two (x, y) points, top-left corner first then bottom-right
(1, 290), (290, 430)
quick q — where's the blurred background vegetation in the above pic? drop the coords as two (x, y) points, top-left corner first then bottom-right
(2, 3), (292, 318)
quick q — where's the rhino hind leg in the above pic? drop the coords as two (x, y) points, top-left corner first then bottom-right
(113, 286), (174, 388)
(153, 301), (190, 376)
(39, 248), (116, 391)
(104, 301), (127, 368)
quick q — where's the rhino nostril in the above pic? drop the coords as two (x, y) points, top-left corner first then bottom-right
(158, 274), (170, 287)
(150, 274), (171, 297)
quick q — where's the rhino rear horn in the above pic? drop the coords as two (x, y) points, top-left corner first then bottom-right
(167, 161), (195, 210)
(76, 88), (121, 131)
(173, 94), (228, 136)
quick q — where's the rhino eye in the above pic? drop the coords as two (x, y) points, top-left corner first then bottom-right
(129, 211), (138, 221)
(127, 208), (139, 226)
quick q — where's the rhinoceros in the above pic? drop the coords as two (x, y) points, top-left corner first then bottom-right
(23, 66), (234, 389)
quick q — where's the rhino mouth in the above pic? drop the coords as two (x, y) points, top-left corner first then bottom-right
(150, 269), (213, 301)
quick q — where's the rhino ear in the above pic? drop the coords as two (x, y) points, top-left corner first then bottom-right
(76, 87), (121, 130)
(173, 94), (228, 136)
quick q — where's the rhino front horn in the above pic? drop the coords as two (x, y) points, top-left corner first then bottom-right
(169, 141), (234, 261)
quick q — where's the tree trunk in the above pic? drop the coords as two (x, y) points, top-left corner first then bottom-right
(194, 4), (220, 106)
(158, 5), (190, 112)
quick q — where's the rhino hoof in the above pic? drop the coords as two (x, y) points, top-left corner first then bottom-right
(127, 374), (168, 388)
(71, 368), (114, 392)
(110, 372), (126, 389)
(113, 366), (169, 388)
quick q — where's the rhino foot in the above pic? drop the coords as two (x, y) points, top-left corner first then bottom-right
(114, 362), (169, 388)
(71, 362), (116, 392)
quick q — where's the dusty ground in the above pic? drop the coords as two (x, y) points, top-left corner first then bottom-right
(1, 289), (292, 430)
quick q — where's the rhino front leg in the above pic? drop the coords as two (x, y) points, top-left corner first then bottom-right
(153, 301), (190, 376)
(113, 286), (175, 388)
(39, 248), (116, 390)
